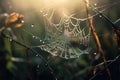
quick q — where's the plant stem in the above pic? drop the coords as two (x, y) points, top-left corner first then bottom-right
(84, 0), (111, 80)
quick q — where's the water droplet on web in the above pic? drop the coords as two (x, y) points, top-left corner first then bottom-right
(21, 20), (24, 23)
(44, 48), (47, 51)
(25, 7), (91, 59)
(37, 64), (40, 68)
(36, 54), (39, 57)
(94, 3), (97, 6)
(47, 50), (50, 53)
(36, 64), (40, 71)
(93, 7), (97, 11)
(40, 10), (43, 13)
(43, 41), (45, 44)
(9, 39), (12, 42)
(35, 37), (38, 39)
(45, 14), (48, 16)
(45, 64), (48, 67)
(32, 36), (35, 38)
(99, 15), (102, 18)
(40, 40), (42, 42)
(94, 53), (97, 55)
(31, 24), (34, 28)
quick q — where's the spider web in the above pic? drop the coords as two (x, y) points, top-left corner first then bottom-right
(22, 1), (120, 59)
(29, 8), (93, 59)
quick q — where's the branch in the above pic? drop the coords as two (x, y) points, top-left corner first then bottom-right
(90, 55), (120, 80)
(84, 0), (111, 80)
(83, 0), (120, 49)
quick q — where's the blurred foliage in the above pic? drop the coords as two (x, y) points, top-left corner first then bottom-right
(0, 0), (120, 80)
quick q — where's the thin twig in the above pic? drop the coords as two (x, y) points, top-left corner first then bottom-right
(90, 55), (120, 80)
(82, 0), (120, 50)
(84, 0), (111, 80)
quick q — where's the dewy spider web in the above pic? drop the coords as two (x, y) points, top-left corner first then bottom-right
(26, 10), (104, 59)
(30, 8), (92, 59)
(22, 1), (119, 59)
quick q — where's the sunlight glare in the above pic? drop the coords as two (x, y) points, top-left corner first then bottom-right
(44, 0), (68, 5)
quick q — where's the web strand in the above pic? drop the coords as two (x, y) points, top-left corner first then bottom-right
(22, 1), (120, 59)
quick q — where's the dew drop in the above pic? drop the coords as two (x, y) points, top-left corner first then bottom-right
(32, 36), (35, 38)
(36, 64), (40, 71)
(45, 64), (48, 66)
(9, 39), (12, 42)
(21, 20), (24, 23)
(40, 10), (43, 13)
(94, 3), (97, 6)
(43, 41), (45, 44)
(44, 48), (46, 51)
(94, 53), (97, 55)
(36, 54), (39, 57)
(40, 40), (42, 42)
(93, 7), (97, 11)
(37, 64), (40, 68)
(45, 14), (48, 16)
(31, 24), (34, 28)
(47, 50), (50, 53)
(35, 37), (38, 39)
(99, 15), (102, 18)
